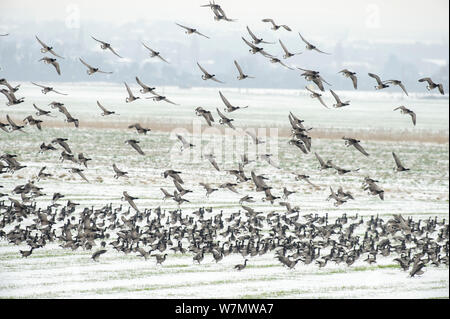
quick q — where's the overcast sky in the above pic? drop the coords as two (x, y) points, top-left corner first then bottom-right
(1, 0), (449, 44)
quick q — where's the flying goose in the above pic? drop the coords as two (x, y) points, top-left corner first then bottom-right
(113, 163), (128, 179)
(23, 116), (43, 130)
(368, 73), (389, 90)
(267, 56), (294, 70)
(246, 130), (265, 144)
(59, 105), (79, 128)
(211, 6), (236, 22)
(39, 57), (61, 75)
(203, 153), (220, 171)
(6, 115), (25, 132)
(160, 187), (174, 201)
(79, 58), (113, 75)
(33, 103), (54, 117)
(0, 89), (24, 106)
(293, 173), (319, 189)
(173, 180), (192, 197)
(384, 79), (408, 96)
(147, 92), (179, 105)
(77, 153), (91, 168)
(31, 82), (67, 95)
(418, 77), (444, 95)
(128, 123), (151, 134)
(305, 86), (329, 108)
(91, 249), (107, 262)
(298, 68), (331, 91)
(216, 108), (235, 129)
(125, 139), (145, 155)
(37, 166), (52, 181)
(298, 32), (330, 54)
(122, 191), (140, 212)
(234, 60), (254, 80)
(288, 139), (308, 154)
(283, 187), (296, 199)
(199, 183), (218, 197)
(68, 167), (89, 183)
(241, 37), (273, 58)
(338, 69), (358, 89)
(142, 42), (169, 63)
(239, 194), (255, 204)
(35, 35), (64, 58)
(97, 101), (118, 116)
(330, 89), (350, 108)
(197, 62), (224, 83)
(173, 190), (190, 206)
(342, 137), (369, 156)
(219, 182), (240, 194)
(135, 76), (156, 94)
(327, 160), (360, 175)
(258, 154), (280, 169)
(175, 23), (210, 38)
(392, 152), (410, 172)
(51, 138), (72, 154)
(363, 178), (384, 200)
(314, 152), (332, 170)
(279, 39), (301, 58)
(176, 134), (195, 151)
(124, 82), (140, 103)
(91, 36), (123, 58)
(38, 143), (56, 153)
(219, 91), (247, 112)
(393, 106), (416, 126)
(262, 19), (292, 31)
(0, 78), (20, 92)
(195, 107), (215, 126)
(246, 26), (274, 45)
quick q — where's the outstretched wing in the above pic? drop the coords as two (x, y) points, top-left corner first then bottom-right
(234, 60), (244, 76)
(330, 89), (341, 103)
(368, 73), (382, 84)
(91, 36), (106, 44)
(353, 142), (369, 156)
(197, 62), (210, 75)
(108, 46), (123, 58)
(35, 35), (48, 48)
(219, 91), (233, 108)
(242, 37), (257, 49)
(298, 32), (312, 46)
(79, 58), (93, 69)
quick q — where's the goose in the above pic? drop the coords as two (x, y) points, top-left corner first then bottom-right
(6, 115), (25, 132)
(409, 261), (425, 277)
(289, 139), (308, 154)
(91, 36), (123, 58)
(203, 153), (220, 171)
(35, 35), (64, 58)
(142, 42), (169, 63)
(234, 259), (248, 271)
(135, 76), (156, 94)
(173, 190), (190, 206)
(77, 153), (91, 168)
(33, 103), (54, 117)
(418, 77), (444, 95)
(262, 18), (291, 31)
(211, 6), (236, 22)
(152, 253), (168, 265)
(298, 32), (330, 54)
(176, 134), (195, 151)
(51, 138), (72, 154)
(293, 174), (319, 189)
(124, 82), (140, 103)
(0, 89), (25, 106)
(163, 170), (184, 184)
(19, 247), (34, 258)
(160, 188), (174, 201)
(175, 23), (210, 39)
(246, 130), (264, 144)
(36, 166), (52, 181)
(219, 91), (247, 112)
(128, 123), (151, 134)
(239, 195), (255, 204)
(147, 92), (179, 105)
(0, 78), (20, 92)
(392, 152), (410, 172)
(39, 57), (61, 75)
(363, 179), (384, 200)
(394, 106), (416, 126)
(91, 249), (107, 261)
(79, 58), (112, 75)
(342, 137), (369, 156)
(195, 107), (215, 126)
(199, 183), (218, 197)
(197, 62), (224, 83)
(23, 116), (43, 130)
(368, 73), (389, 90)
(337, 186), (354, 200)
(31, 82), (67, 95)
(246, 26), (274, 45)
(241, 37), (273, 58)
(59, 105), (79, 128)
(267, 56), (294, 70)
(113, 163), (128, 179)
(125, 139), (145, 155)
(122, 191), (140, 212)
(338, 69), (358, 89)
(262, 188), (280, 203)
(97, 101), (118, 116)
(68, 167), (89, 183)
(298, 68), (331, 91)
(305, 86), (329, 108)
(330, 90), (350, 108)
(314, 152), (332, 170)
(258, 154), (280, 169)
(219, 182), (240, 194)
(327, 160), (360, 175)
(234, 60), (254, 80)
(173, 180), (192, 196)
(279, 39), (301, 58)
(384, 79), (408, 96)
(216, 108), (235, 129)
(282, 187), (296, 199)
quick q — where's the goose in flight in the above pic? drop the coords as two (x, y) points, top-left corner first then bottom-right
(393, 106), (416, 126)
(59, 105), (79, 128)
(363, 178), (384, 200)
(241, 37), (273, 58)
(175, 23), (210, 39)
(267, 56), (294, 70)
(91, 36), (123, 58)
(293, 173), (319, 189)
(314, 152), (333, 170)
(234, 60), (254, 80)
(51, 137), (72, 154)
(31, 82), (67, 95)
(23, 115), (43, 130)
(246, 26), (274, 44)
(298, 32), (330, 54)
(0, 79), (20, 92)
(39, 57), (61, 75)
(211, 6), (236, 22)
(35, 35), (64, 58)
(197, 62), (225, 83)
(305, 86), (328, 108)
(124, 82), (140, 103)
(176, 134), (195, 151)
(160, 188), (174, 201)
(0, 89), (24, 106)
(6, 115), (25, 132)
(97, 101), (118, 116)
(342, 137), (369, 156)
(392, 152), (410, 172)
(368, 73), (389, 90)
(279, 39), (301, 58)
(330, 89), (350, 108)
(147, 92), (179, 105)
(246, 130), (265, 144)
(128, 123), (151, 134)
(384, 79), (408, 96)
(219, 91), (247, 112)
(68, 167), (89, 183)
(199, 183), (218, 197)
(163, 170), (184, 184)
(262, 18), (292, 31)
(338, 69), (358, 89)
(122, 191), (140, 212)
(113, 163), (128, 179)
(418, 77), (445, 95)
(142, 42), (169, 63)
(195, 107), (215, 126)
(135, 76), (156, 94)
(216, 108), (235, 129)
(79, 58), (113, 75)
(258, 153), (280, 169)
(203, 153), (220, 171)
(125, 139), (145, 155)
(327, 160), (360, 175)
(33, 103), (54, 117)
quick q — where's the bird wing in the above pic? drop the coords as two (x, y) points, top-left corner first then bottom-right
(91, 36), (106, 44)
(157, 55), (169, 63)
(108, 46), (123, 58)
(175, 23), (190, 30)
(31, 82), (46, 89)
(438, 84), (445, 95)
(97, 69), (113, 74)
(418, 77), (433, 85)
(281, 25), (292, 31)
(35, 35), (48, 48)
(211, 77), (225, 83)
(350, 74), (358, 89)
(279, 40), (290, 55)
(246, 26), (258, 41)
(410, 111), (416, 126)
(79, 58), (93, 69)
(219, 91), (233, 109)
(52, 89), (68, 95)
(197, 62), (210, 76)
(314, 152), (326, 166)
(262, 18), (275, 26)
(392, 152), (404, 169)
(368, 73), (382, 84)
(317, 96), (329, 108)
(234, 60), (244, 76)
(49, 49), (64, 59)
(216, 108), (229, 120)
(135, 76), (149, 89)
(298, 32), (312, 46)
(96, 101), (109, 113)
(52, 61), (61, 75)
(313, 47), (330, 55)
(176, 134), (188, 145)
(194, 30), (210, 39)
(209, 158), (220, 171)
(330, 89), (341, 103)
(130, 141), (145, 155)
(124, 82), (133, 97)
(162, 97), (179, 105)
(353, 142), (369, 156)
(242, 37), (257, 49)
(6, 114), (18, 127)
(77, 170), (90, 183)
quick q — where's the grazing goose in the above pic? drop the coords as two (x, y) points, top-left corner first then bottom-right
(305, 86), (329, 108)
(418, 77), (445, 95)
(122, 191), (140, 212)
(175, 23), (210, 39)
(0, 89), (24, 106)
(298, 32), (330, 54)
(384, 79), (408, 96)
(128, 123), (151, 134)
(241, 37), (274, 58)
(394, 106), (416, 126)
(176, 134), (195, 151)
(147, 92), (179, 105)
(197, 62), (224, 83)
(342, 137), (369, 156)
(113, 163), (128, 179)
(39, 57), (61, 75)
(262, 18), (292, 31)
(234, 60), (254, 80)
(68, 167), (89, 183)
(314, 152), (332, 170)
(330, 90), (350, 108)
(279, 39), (301, 58)
(91, 36), (123, 58)
(195, 107), (215, 126)
(23, 116), (43, 130)
(91, 249), (107, 262)
(392, 152), (410, 172)
(142, 42), (169, 63)
(368, 73), (389, 90)
(35, 35), (64, 58)
(0, 78), (20, 92)
(216, 108), (235, 129)
(20, 247), (34, 258)
(219, 91), (247, 112)
(125, 139), (145, 155)
(246, 26), (274, 45)
(203, 153), (220, 171)
(234, 259), (248, 271)
(338, 69), (358, 89)
(79, 58), (113, 75)
(199, 183), (218, 197)
(124, 82), (140, 103)
(31, 82), (67, 95)
(33, 103), (54, 117)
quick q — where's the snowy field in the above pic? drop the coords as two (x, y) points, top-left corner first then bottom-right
(0, 83), (448, 298)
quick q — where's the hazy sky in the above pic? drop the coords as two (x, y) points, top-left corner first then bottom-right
(1, 0), (449, 44)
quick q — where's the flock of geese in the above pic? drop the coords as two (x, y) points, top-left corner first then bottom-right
(0, 1), (448, 278)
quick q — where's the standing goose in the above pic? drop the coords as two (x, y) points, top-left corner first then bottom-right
(241, 37), (274, 58)
(216, 108), (235, 129)
(142, 42), (169, 63)
(39, 57), (61, 75)
(338, 69), (358, 89)
(393, 106), (416, 126)
(279, 39), (301, 58)
(262, 19), (292, 31)
(384, 79), (408, 96)
(330, 89), (350, 108)
(392, 152), (410, 172)
(219, 91), (248, 112)
(35, 35), (64, 58)
(197, 62), (225, 83)
(113, 163), (128, 179)
(342, 137), (369, 156)
(418, 77), (444, 95)
(20, 247), (34, 258)
(234, 259), (248, 271)
(298, 32), (330, 54)
(175, 23), (210, 39)
(124, 82), (140, 103)
(91, 36), (123, 58)
(125, 139), (145, 155)
(305, 86), (329, 108)
(234, 60), (254, 80)
(31, 82), (67, 95)
(246, 26), (274, 44)
(135, 76), (156, 94)
(97, 101), (118, 116)
(368, 73), (389, 90)
(79, 58), (113, 75)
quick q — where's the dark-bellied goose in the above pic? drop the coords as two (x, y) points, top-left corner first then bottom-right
(289, 139), (308, 154)
(298, 68), (331, 91)
(384, 79), (408, 96)
(20, 247), (34, 258)
(246, 26), (274, 45)
(68, 167), (89, 183)
(51, 138), (72, 153)
(135, 76), (156, 94)
(342, 137), (369, 156)
(97, 101), (118, 116)
(267, 56), (294, 70)
(77, 153), (91, 168)
(305, 86), (328, 108)
(113, 163), (128, 179)
(122, 191), (140, 212)
(368, 73), (389, 90)
(338, 69), (358, 89)
(173, 190), (190, 206)
(262, 19), (291, 31)
(363, 178), (384, 200)
(35, 35), (64, 58)
(147, 92), (178, 105)
(418, 77), (444, 95)
(152, 253), (168, 265)
(197, 62), (224, 83)
(241, 37), (273, 58)
(279, 39), (301, 58)
(314, 152), (332, 170)
(176, 134), (195, 151)
(142, 42), (169, 63)
(262, 188), (280, 203)
(6, 115), (25, 132)
(163, 170), (184, 184)
(216, 108), (235, 129)
(246, 130), (265, 144)
(0, 78), (20, 92)
(298, 32), (330, 54)
(410, 261), (425, 277)
(175, 23), (210, 39)
(234, 259), (248, 271)
(173, 180), (192, 196)
(91, 249), (107, 261)
(31, 82), (67, 95)
(128, 123), (151, 134)
(91, 36), (123, 58)
(33, 103), (54, 117)
(393, 106), (416, 126)
(79, 58), (112, 75)
(39, 57), (61, 75)
(37, 166), (52, 181)
(59, 105), (79, 128)
(219, 91), (247, 112)
(392, 152), (410, 172)
(23, 116), (43, 130)
(199, 183), (218, 197)
(195, 107), (215, 126)
(125, 139), (145, 155)
(203, 153), (220, 171)
(219, 182), (240, 194)
(330, 90), (350, 108)
(124, 82), (140, 103)
(0, 89), (24, 106)
(234, 60), (254, 80)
